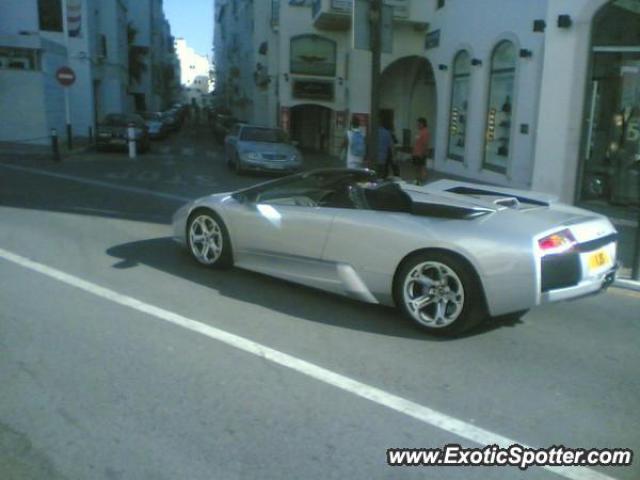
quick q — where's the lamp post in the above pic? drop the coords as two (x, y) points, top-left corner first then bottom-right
(367, 0), (382, 171)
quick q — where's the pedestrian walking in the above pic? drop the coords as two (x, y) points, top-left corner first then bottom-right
(412, 117), (430, 185)
(341, 116), (366, 169)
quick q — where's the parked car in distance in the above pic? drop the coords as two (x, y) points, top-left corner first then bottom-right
(96, 113), (150, 153)
(141, 112), (169, 140)
(225, 124), (303, 175)
(162, 110), (181, 132)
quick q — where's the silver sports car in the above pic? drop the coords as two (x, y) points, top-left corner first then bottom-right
(172, 169), (618, 336)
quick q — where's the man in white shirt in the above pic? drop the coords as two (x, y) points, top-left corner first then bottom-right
(341, 116), (366, 169)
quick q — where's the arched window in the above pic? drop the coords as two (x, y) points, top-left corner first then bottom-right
(447, 51), (471, 161)
(483, 40), (517, 173)
(290, 35), (337, 77)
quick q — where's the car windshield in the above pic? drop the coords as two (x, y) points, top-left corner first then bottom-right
(240, 127), (287, 143)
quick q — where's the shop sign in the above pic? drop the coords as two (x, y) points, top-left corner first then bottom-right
(292, 80), (335, 100)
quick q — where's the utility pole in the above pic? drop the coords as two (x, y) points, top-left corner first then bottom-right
(367, 0), (382, 170)
(61, 0), (73, 150)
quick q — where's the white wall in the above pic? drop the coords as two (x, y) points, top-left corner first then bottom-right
(0, 39), (67, 145)
(424, 0), (548, 189)
(0, 0), (40, 35)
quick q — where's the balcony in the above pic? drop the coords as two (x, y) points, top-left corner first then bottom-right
(311, 0), (426, 31)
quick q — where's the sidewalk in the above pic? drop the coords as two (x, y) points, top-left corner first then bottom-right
(0, 137), (94, 160)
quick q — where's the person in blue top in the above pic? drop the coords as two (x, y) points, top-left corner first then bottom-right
(375, 118), (397, 179)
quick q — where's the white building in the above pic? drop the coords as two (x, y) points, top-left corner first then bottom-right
(175, 37), (212, 107)
(0, 0), (130, 144)
(214, 0), (640, 207)
(0, 0), (178, 146)
(126, 0), (177, 112)
(214, 0), (430, 156)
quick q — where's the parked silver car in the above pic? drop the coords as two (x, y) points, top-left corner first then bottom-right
(225, 124), (303, 174)
(172, 169), (618, 336)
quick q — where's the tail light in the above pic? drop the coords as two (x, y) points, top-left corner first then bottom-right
(538, 229), (576, 254)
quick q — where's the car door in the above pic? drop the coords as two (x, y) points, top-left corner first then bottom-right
(228, 173), (350, 289)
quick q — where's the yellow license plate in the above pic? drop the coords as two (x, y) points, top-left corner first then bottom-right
(588, 250), (610, 270)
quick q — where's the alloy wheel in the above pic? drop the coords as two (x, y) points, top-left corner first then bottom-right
(189, 214), (223, 265)
(403, 261), (465, 328)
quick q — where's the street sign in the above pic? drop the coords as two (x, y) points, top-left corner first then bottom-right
(56, 66), (76, 87)
(353, 0), (394, 54)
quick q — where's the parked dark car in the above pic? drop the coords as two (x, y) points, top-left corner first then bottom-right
(162, 110), (182, 132)
(96, 113), (150, 153)
(141, 112), (169, 140)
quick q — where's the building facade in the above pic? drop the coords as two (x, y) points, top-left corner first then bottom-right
(126, 0), (177, 112)
(214, 0), (430, 158)
(175, 37), (213, 107)
(214, 0), (640, 206)
(0, 0), (178, 145)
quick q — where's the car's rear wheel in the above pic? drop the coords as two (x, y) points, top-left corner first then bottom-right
(394, 252), (486, 336)
(187, 210), (232, 268)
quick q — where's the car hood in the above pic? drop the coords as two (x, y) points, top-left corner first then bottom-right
(238, 141), (298, 156)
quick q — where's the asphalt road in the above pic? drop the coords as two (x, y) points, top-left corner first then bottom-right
(0, 124), (638, 480)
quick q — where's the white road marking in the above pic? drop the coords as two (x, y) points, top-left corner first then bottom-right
(0, 163), (189, 202)
(0, 247), (619, 480)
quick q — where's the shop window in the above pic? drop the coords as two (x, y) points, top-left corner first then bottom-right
(447, 50), (471, 162)
(290, 35), (337, 77)
(38, 0), (63, 32)
(579, 1), (640, 206)
(483, 40), (516, 174)
(0, 47), (40, 71)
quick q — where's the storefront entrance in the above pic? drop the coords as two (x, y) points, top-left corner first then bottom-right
(579, 1), (640, 206)
(290, 104), (333, 154)
(380, 56), (436, 154)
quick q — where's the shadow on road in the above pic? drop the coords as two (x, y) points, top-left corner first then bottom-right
(106, 237), (525, 340)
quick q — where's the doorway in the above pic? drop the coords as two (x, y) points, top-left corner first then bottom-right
(290, 104), (333, 154)
(579, 1), (640, 206)
(380, 56), (436, 153)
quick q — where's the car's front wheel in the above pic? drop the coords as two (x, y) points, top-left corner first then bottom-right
(394, 252), (486, 336)
(187, 210), (232, 268)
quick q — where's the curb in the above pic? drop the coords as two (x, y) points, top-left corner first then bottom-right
(613, 278), (640, 292)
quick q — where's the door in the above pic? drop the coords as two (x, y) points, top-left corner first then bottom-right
(228, 170), (375, 289)
(580, 50), (640, 205)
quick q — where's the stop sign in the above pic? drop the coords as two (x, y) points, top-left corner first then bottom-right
(56, 66), (76, 87)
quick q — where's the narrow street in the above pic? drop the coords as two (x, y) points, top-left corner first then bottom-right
(0, 124), (638, 480)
